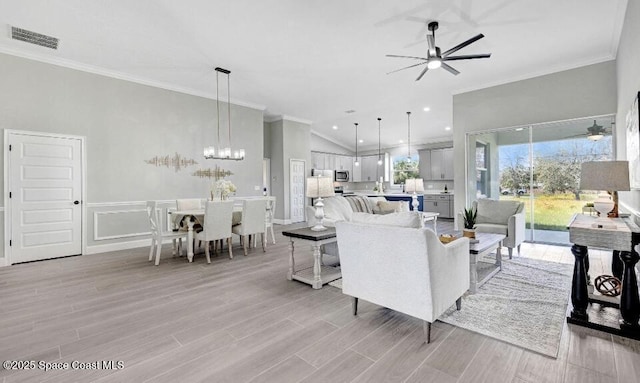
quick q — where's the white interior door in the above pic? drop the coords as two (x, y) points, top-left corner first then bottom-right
(290, 159), (305, 223)
(8, 132), (83, 263)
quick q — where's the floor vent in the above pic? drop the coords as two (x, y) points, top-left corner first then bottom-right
(11, 27), (59, 50)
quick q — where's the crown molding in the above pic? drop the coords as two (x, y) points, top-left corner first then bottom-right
(452, 56), (616, 96)
(281, 115), (313, 125)
(0, 47), (267, 111)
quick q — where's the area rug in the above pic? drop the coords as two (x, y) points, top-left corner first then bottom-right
(329, 257), (572, 358)
(439, 256), (572, 358)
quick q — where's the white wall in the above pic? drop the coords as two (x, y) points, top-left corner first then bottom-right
(453, 61), (617, 220)
(0, 53), (264, 259)
(616, 0), (640, 217)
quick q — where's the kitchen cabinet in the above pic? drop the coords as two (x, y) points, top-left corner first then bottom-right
(311, 152), (325, 169)
(418, 149), (431, 180)
(430, 148), (454, 180)
(418, 148), (453, 180)
(360, 156), (380, 182)
(351, 157), (362, 182)
(423, 194), (453, 218)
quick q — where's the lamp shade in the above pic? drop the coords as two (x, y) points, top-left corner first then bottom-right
(306, 176), (335, 198)
(579, 161), (630, 191)
(405, 178), (425, 193)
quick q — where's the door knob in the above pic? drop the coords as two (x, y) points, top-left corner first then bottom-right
(74, 200), (80, 205)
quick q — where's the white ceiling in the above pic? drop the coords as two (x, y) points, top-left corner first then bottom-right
(0, 0), (628, 151)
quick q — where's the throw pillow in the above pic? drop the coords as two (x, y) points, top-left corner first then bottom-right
(377, 200), (401, 213)
(351, 211), (422, 228)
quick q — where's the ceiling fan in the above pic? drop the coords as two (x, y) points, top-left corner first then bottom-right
(386, 21), (491, 80)
(584, 120), (611, 141)
(562, 120), (612, 141)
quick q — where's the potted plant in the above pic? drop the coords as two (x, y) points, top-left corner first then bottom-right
(462, 206), (477, 239)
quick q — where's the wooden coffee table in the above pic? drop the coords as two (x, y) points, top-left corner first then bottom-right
(282, 227), (341, 289)
(469, 232), (506, 293)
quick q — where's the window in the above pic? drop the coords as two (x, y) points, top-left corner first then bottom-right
(476, 142), (488, 197)
(391, 154), (419, 185)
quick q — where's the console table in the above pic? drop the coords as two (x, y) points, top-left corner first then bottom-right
(567, 214), (640, 339)
(282, 227), (340, 289)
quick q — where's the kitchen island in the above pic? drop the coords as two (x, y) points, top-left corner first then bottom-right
(349, 191), (454, 218)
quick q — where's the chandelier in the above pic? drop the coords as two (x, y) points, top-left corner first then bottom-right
(203, 67), (245, 160)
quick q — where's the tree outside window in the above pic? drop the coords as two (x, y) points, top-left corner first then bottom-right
(392, 155), (419, 184)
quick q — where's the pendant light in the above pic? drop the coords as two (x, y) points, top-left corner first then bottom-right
(377, 118), (383, 166)
(354, 123), (360, 167)
(406, 111), (412, 162)
(203, 67), (245, 160)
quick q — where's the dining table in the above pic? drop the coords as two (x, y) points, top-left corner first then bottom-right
(170, 206), (242, 262)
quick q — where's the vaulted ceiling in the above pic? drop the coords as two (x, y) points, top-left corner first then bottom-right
(0, 0), (628, 150)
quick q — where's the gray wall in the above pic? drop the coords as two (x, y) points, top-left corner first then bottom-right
(311, 133), (353, 155)
(616, 0), (640, 216)
(0, 53), (264, 259)
(453, 61), (617, 222)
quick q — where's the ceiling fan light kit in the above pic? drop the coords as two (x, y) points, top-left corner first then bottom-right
(386, 21), (491, 80)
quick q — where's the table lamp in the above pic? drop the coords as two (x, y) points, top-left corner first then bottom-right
(306, 176), (335, 231)
(579, 161), (630, 220)
(405, 178), (424, 211)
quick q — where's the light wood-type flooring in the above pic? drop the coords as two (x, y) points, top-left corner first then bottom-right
(0, 221), (639, 383)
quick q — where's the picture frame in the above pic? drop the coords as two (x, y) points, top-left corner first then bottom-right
(626, 91), (640, 189)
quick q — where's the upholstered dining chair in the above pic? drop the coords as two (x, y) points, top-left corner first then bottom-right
(146, 201), (187, 266)
(233, 199), (268, 256)
(195, 200), (234, 263)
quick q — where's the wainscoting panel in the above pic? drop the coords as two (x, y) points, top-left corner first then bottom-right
(93, 209), (150, 241)
(86, 200), (176, 254)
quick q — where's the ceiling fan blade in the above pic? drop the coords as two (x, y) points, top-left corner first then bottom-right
(442, 34), (485, 57)
(427, 35), (436, 54)
(443, 53), (491, 61)
(387, 61), (427, 75)
(441, 63), (460, 76)
(415, 65), (430, 81)
(386, 54), (429, 60)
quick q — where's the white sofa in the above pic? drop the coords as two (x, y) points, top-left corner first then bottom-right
(459, 198), (525, 258)
(336, 220), (470, 343)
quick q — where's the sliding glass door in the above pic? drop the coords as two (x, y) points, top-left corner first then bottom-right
(467, 115), (614, 245)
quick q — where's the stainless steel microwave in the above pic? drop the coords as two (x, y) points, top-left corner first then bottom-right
(335, 170), (349, 182)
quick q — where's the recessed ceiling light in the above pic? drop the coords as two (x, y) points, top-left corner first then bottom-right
(359, 139), (364, 143)
(399, 140), (404, 143)
(515, 127), (524, 131)
(332, 125), (338, 130)
(423, 107), (430, 112)
(445, 126), (451, 131)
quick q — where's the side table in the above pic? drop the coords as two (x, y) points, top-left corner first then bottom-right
(567, 214), (640, 339)
(282, 227), (341, 289)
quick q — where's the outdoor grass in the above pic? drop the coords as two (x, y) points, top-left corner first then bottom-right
(501, 192), (597, 231)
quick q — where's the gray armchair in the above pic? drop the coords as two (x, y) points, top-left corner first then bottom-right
(459, 199), (525, 258)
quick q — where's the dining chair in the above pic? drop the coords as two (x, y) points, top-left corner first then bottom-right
(233, 199), (268, 256)
(146, 201), (187, 266)
(253, 196), (277, 248)
(195, 200), (234, 263)
(265, 196), (276, 245)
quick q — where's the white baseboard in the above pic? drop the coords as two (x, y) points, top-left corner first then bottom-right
(85, 239), (150, 255)
(273, 219), (293, 225)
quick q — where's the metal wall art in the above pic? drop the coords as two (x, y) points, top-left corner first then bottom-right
(145, 153), (198, 172)
(192, 166), (233, 180)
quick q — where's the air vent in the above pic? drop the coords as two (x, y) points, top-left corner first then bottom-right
(345, 110), (356, 114)
(11, 27), (59, 50)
